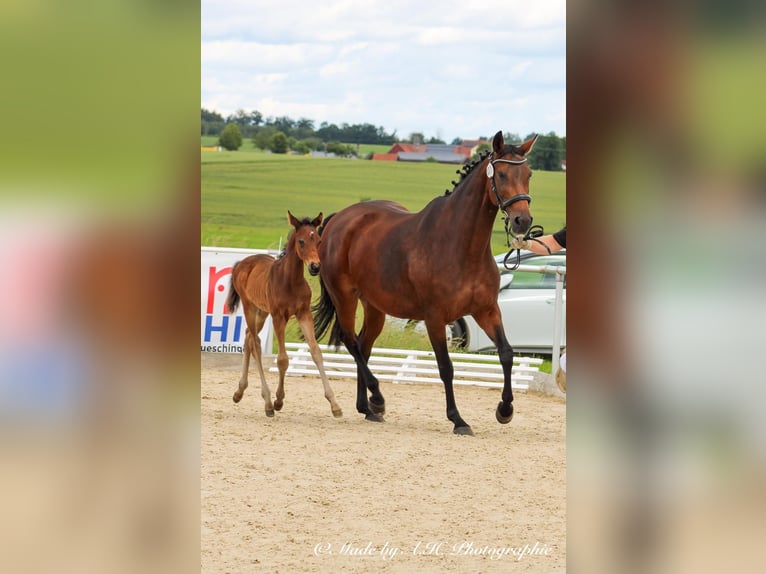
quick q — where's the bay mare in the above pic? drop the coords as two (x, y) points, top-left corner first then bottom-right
(314, 131), (538, 434)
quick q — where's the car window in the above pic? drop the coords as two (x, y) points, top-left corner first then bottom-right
(504, 255), (566, 290)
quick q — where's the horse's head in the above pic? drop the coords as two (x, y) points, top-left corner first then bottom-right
(288, 211), (323, 276)
(486, 131), (539, 235)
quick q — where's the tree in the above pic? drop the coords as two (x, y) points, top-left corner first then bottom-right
(525, 131), (564, 171)
(270, 131), (289, 154)
(292, 140), (310, 154)
(201, 108), (225, 136)
(218, 123), (243, 151)
(252, 126), (277, 150)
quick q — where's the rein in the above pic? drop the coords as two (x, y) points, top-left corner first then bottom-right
(502, 224), (550, 270)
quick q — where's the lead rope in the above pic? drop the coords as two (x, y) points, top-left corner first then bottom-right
(502, 223), (550, 270)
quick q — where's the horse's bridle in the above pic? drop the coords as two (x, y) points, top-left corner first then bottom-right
(486, 154), (532, 211)
(486, 152), (549, 269)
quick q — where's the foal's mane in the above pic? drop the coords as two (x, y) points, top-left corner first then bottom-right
(444, 144), (523, 196)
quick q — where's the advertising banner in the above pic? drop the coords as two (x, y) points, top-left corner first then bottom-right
(201, 247), (276, 354)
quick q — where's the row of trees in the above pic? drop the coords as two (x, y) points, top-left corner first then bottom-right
(203, 108), (398, 145)
(206, 108), (566, 170)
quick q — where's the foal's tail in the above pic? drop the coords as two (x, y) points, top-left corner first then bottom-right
(225, 261), (241, 314)
(312, 277), (343, 348)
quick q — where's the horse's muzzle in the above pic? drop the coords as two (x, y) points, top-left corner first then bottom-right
(507, 212), (533, 235)
(308, 262), (320, 276)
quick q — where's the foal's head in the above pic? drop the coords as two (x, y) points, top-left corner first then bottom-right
(486, 131), (539, 235)
(287, 211), (323, 276)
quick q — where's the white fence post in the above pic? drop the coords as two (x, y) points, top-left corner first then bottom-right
(551, 269), (565, 376)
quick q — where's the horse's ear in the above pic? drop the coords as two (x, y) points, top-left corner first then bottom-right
(517, 134), (539, 156)
(492, 131), (504, 154)
(287, 210), (300, 229)
(311, 212), (323, 228)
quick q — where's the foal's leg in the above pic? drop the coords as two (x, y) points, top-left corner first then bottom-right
(472, 307), (515, 424)
(272, 315), (289, 413)
(359, 303), (387, 414)
(296, 311), (342, 417)
(232, 328), (252, 403)
(424, 319), (473, 435)
(248, 309), (275, 416)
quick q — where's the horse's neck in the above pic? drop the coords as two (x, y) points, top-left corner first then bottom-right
(273, 245), (304, 285)
(439, 168), (497, 255)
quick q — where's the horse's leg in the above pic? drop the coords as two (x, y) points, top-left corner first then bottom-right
(247, 309), (275, 416)
(232, 327), (252, 403)
(359, 302), (386, 415)
(334, 295), (384, 422)
(271, 314), (289, 413)
(472, 307), (515, 424)
(295, 311), (342, 417)
(424, 318), (473, 435)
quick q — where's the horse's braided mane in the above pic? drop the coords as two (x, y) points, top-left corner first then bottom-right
(444, 145), (523, 196)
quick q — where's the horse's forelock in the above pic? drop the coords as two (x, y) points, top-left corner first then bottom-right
(502, 144), (524, 157)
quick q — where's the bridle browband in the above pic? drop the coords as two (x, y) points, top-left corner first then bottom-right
(486, 152), (532, 211)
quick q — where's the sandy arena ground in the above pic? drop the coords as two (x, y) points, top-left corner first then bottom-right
(201, 352), (566, 573)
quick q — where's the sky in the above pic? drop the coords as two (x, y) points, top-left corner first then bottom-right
(202, 0), (565, 143)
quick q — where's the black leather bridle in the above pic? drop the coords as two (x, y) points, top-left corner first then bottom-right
(486, 153), (532, 211)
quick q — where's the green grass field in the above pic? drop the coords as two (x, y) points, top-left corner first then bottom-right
(202, 148), (565, 254)
(202, 140), (564, 368)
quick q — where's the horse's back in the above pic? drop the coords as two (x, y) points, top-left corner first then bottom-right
(322, 200), (411, 246)
(232, 254), (275, 311)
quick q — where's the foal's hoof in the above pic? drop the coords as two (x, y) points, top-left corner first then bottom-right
(369, 399), (386, 415)
(265, 409), (275, 418)
(365, 413), (385, 423)
(273, 401), (283, 412)
(232, 391), (243, 403)
(332, 408), (343, 418)
(496, 402), (514, 424)
(454, 425), (474, 436)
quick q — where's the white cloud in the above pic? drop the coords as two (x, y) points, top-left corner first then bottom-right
(201, 0), (566, 140)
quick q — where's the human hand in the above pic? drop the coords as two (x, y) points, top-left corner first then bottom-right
(508, 236), (531, 250)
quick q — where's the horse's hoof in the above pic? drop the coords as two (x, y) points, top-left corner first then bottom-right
(274, 401), (283, 412)
(454, 425), (474, 436)
(365, 413), (385, 423)
(265, 409), (275, 417)
(496, 402), (514, 424)
(370, 399), (386, 415)
(232, 391), (243, 403)
(332, 408), (343, 418)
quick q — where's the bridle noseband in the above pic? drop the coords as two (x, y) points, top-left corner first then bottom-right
(486, 153), (532, 211)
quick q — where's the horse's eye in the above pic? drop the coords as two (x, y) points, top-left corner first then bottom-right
(298, 239), (305, 247)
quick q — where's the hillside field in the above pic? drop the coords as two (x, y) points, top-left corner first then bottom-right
(201, 149), (566, 254)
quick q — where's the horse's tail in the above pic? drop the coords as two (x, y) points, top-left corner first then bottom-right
(225, 261), (241, 314)
(312, 276), (343, 348)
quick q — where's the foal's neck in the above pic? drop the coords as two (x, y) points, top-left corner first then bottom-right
(275, 241), (306, 284)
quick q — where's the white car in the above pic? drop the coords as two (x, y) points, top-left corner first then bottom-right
(448, 250), (566, 354)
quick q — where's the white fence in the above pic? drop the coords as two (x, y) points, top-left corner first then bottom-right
(201, 247), (561, 389)
(268, 343), (541, 390)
